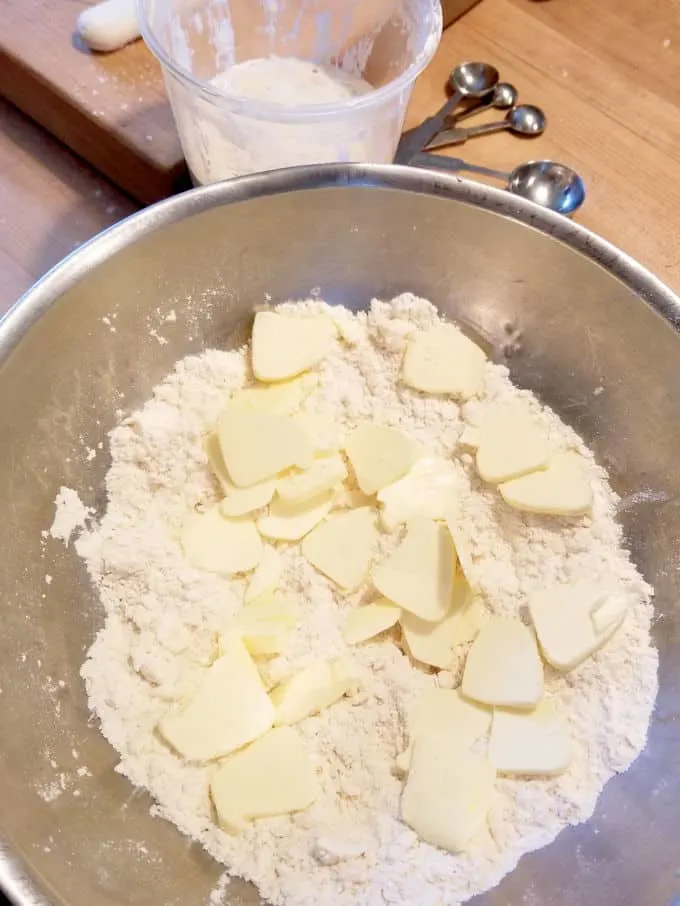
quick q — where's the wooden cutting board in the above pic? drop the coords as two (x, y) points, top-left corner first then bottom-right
(0, 0), (472, 205)
(0, 0), (190, 204)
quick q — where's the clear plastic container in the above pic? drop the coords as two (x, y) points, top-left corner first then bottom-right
(138, 0), (442, 184)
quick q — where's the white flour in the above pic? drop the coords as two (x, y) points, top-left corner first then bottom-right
(75, 294), (657, 906)
(180, 56), (391, 184)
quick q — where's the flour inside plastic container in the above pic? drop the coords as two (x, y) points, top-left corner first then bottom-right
(73, 293), (657, 906)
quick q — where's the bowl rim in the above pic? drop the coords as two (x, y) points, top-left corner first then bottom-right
(2, 164), (679, 368)
(1, 161), (680, 905)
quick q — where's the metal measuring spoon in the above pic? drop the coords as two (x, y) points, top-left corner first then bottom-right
(425, 104), (546, 150)
(409, 153), (585, 216)
(453, 82), (518, 124)
(394, 62), (499, 163)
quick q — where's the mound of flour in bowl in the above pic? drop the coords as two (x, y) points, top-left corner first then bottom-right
(75, 293), (658, 906)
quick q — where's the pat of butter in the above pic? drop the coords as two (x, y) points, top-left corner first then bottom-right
(158, 637), (274, 761)
(251, 311), (333, 382)
(462, 617), (544, 709)
(446, 517), (480, 592)
(528, 582), (628, 671)
(344, 424), (417, 496)
(372, 518), (456, 622)
(211, 727), (319, 833)
(401, 730), (496, 853)
(229, 595), (299, 658)
(401, 323), (487, 400)
(257, 492), (334, 542)
(476, 405), (551, 484)
(227, 374), (316, 415)
(180, 505), (262, 575)
(397, 688), (492, 773)
(271, 659), (356, 725)
(293, 413), (343, 455)
(219, 478), (277, 517)
(499, 451), (593, 516)
(342, 599), (401, 644)
(277, 454), (347, 504)
(204, 432), (232, 494)
(245, 545), (282, 604)
(217, 408), (314, 488)
(302, 506), (378, 591)
(489, 700), (572, 776)
(401, 580), (483, 669)
(377, 457), (459, 531)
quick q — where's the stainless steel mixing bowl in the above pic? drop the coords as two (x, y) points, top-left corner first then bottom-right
(1, 165), (679, 906)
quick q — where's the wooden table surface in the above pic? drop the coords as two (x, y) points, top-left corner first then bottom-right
(1, 0), (680, 320)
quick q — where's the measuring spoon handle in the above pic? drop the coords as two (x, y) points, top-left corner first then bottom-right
(409, 152), (508, 181)
(426, 120), (510, 150)
(393, 91), (462, 163)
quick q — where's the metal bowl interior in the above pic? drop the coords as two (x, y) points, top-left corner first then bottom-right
(1, 165), (679, 906)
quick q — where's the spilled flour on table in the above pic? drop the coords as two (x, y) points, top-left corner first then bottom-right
(62, 294), (656, 906)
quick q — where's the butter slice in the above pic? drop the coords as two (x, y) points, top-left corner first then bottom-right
(446, 518), (480, 592)
(219, 478), (277, 517)
(401, 581), (482, 669)
(462, 617), (543, 709)
(251, 311), (333, 382)
(397, 688), (492, 773)
(257, 492), (334, 542)
(302, 507), (378, 591)
(158, 637), (274, 761)
(372, 518), (456, 622)
(217, 408), (313, 488)
(528, 583), (628, 672)
(489, 700), (572, 776)
(377, 457), (459, 531)
(180, 505), (262, 575)
(277, 455), (347, 504)
(204, 431), (232, 494)
(401, 730), (496, 853)
(229, 595), (299, 658)
(344, 424), (417, 496)
(245, 545), (283, 604)
(499, 451), (593, 516)
(342, 600), (401, 645)
(211, 727), (319, 833)
(271, 660), (355, 726)
(227, 374), (316, 415)
(476, 405), (551, 484)
(401, 323), (487, 400)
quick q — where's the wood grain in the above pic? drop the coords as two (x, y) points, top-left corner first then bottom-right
(1, 0), (680, 316)
(0, 0), (189, 204)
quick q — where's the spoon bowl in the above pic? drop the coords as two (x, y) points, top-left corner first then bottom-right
(452, 82), (519, 125)
(450, 62), (500, 98)
(507, 104), (547, 136)
(507, 161), (586, 215)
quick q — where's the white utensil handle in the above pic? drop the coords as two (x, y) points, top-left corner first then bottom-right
(76, 0), (140, 53)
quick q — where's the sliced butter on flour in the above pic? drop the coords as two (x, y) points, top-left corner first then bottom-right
(499, 451), (593, 516)
(458, 425), (481, 449)
(277, 454), (347, 505)
(204, 431), (232, 493)
(302, 507), (378, 591)
(251, 311), (333, 382)
(211, 727), (319, 833)
(228, 595), (299, 658)
(446, 517), (480, 592)
(462, 617), (543, 709)
(475, 405), (551, 484)
(157, 637), (274, 761)
(401, 580), (483, 669)
(219, 478), (277, 517)
(401, 323), (487, 400)
(257, 492), (334, 542)
(377, 456), (459, 531)
(372, 518), (456, 622)
(271, 659), (356, 726)
(401, 730), (496, 853)
(528, 582), (628, 672)
(245, 545), (283, 604)
(397, 688), (492, 773)
(217, 408), (314, 488)
(227, 373), (316, 415)
(344, 424), (417, 496)
(342, 599), (401, 645)
(180, 505), (262, 575)
(489, 700), (572, 776)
